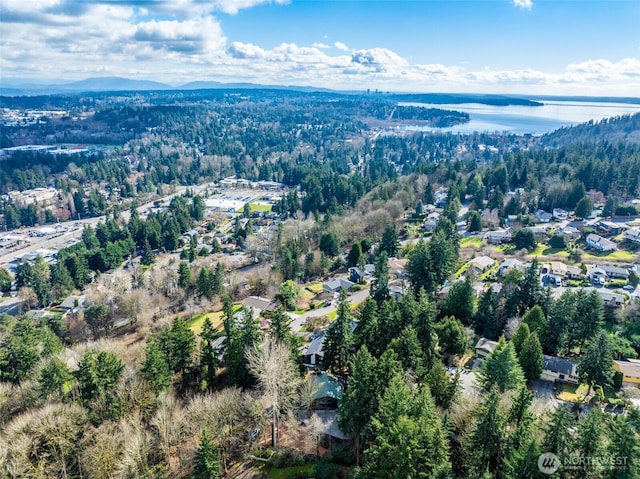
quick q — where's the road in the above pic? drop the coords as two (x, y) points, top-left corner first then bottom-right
(289, 287), (370, 333)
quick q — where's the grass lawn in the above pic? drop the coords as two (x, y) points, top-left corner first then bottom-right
(268, 465), (313, 479)
(460, 236), (484, 249)
(582, 250), (637, 261)
(453, 263), (469, 279)
(306, 283), (324, 294)
(299, 288), (316, 301)
(557, 383), (584, 403)
(247, 203), (273, 213)
(186, 307), (240, 335)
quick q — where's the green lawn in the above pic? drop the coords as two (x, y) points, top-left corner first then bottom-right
(306, 283), (324, 293)
(557, 383), (584, 403)
(583, 249), (636, 261)
(460, 236), (484, 249)
(247, 203), (273, 213)
(186, 307), (241, 335)
(268, 465), (313, 479)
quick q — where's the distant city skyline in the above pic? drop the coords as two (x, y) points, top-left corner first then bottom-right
(1, 0), (639, 96)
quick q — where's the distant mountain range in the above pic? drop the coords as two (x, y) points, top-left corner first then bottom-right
(0, 76), (338, 96)
(1, 76), (638, 107)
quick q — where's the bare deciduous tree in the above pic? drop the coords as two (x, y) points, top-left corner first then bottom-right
(245, 336), (301, 448)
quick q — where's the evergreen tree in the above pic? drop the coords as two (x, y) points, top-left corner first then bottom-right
(519, 332), (543, 382)
(75, 349), (124, 403)
(574, 409), (606, 474)
(467, 387), (506, 477)
(379, 224), (399, 258)
(200, 317), (219, 390)
(511, 322), (531, 356)
(436, 315), (467, 358)
(413, 290), (440, 371)
(522, 305), (547, 336)
(347, 242), (363, 268)
(178, 261), (191, 288)
(607, 415), (640, 479)
(407, 239), (433, 295)
(442, 275), (476, 325)
(322, 290), (353, 376)
(475, 287), (498, 339)
(338, 346), (379, 465)
(425, 359), (459, 408)
(193, 430), (221, 479)
(353, 298), (380, 354)
(370, 251), (390, 305)
(467, 210), (483, 232)
(38, 356), (73, 399)
(269, 306), (294, 349)
(542, 406), (574, 459)
(578, 330), (613, 395)
(518, 259), (542, 315)
(140, 238), (154, 266)
(389, 325), (425, 377)
(141, 337), (172, 393)
(158, 317), (195, 374)
(197, 267), (214, 299)
(477, 337), (525, 393)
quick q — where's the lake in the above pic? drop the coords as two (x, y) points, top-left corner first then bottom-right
(400, 100), (640, 135)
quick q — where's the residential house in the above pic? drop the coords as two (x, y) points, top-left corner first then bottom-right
(388, 257), (409, 279)
(303, 333), (326, 368)
(498, 258), (525, 277)
(475, 338), (499, 360)
(624, 227), (640, 245)
(243, 296), (276, 314)
(534, 210), (552, 223)
(599, 264), (630, 280)
(560, 226), (581, 241)
(613, 360), (640, 387)
(552, 208), (569, 221)
(541, 355), (580, 384)
(530, 225), (551, 240)
(597, 290), (625, 309)
(596, 220), (623, 236)
(469, 256), (495, 274)
(423, 212), (440, 232)
(349, 265), (375, 283)
(58, 294), (87, 311)
(483, 229), (512, 244)
(322, 278), (354, 293)
(586, 233), (616, 252)
(566, 265), (583, 280)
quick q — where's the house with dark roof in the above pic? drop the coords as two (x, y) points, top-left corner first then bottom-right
(541, 355), (579, 384)
(303, 333), (326, 368)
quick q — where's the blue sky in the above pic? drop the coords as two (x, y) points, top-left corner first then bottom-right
(1, 0), (639, 95)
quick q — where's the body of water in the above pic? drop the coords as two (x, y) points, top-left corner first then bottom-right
(400, 100), (640, 135)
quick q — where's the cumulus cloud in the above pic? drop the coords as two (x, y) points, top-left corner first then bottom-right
(134, 18), (225, 54)
(227, 41), (267, 59)
(334, 41), (349, 52)
(351, 48), (408, 70)
(513, 0), (533, 10)
(312, 42), (330, 49)
(213, 0), (290, 15)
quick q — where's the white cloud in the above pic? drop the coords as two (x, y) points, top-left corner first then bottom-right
(227, 41), (267, 59)
(334, 41), (349, 52)
(213, 0), (290, 15)
(312, 42), (330, 49)
(513, 0), (533, 10)
(351, 48), (408, 69)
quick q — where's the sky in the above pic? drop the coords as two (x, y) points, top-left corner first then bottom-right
(1, 0), (639, 95)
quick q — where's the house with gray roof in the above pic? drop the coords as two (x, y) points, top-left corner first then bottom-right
(541, 355), (579, 384)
